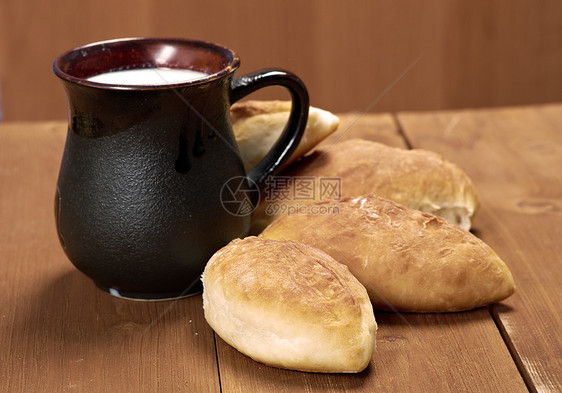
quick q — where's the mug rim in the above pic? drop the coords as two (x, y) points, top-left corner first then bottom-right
(53, 37), (241, 91)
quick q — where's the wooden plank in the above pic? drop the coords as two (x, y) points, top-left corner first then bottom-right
(320, 112), (409, 148)
(3, 1), (562, 121)
(216, 309), (528, 393)
(215, 113), (527, 392)
(397, 104), (562, 392)
(0, 122), (220, 393)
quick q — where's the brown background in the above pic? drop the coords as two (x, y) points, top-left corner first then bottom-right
(0, 0), (561, 121)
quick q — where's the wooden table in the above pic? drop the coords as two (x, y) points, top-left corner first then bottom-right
(1, 104), (561, 392)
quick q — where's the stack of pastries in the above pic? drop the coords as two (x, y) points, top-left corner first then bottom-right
(201, 101), (516, 373)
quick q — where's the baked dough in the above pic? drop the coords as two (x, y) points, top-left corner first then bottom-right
(252, 138), (480, 233)
(202, 236), (377, 373)
(260, 195), (516, 312)
(231, 100), (340, 172)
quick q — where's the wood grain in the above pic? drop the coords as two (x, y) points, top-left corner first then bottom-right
(397, 104), (562, 392)
(214, 113), (527, 392)
(3, 108), (556, 391)
(0, 122), (220, 393)
(216, 309), (528, 393)
(320, 113), (407, 149)
(1, 0), (561, 121)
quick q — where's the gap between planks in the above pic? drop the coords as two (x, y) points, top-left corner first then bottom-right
(394, 111), (535, 393)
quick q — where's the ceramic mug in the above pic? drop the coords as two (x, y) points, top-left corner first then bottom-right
(53, 37), (308, 300)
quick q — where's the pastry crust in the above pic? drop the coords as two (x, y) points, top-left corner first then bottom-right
(202, 236), (377, 373)
(260, 195), (515, 313)
(231, 100), (340, 172)
(252, 138), (480, 233)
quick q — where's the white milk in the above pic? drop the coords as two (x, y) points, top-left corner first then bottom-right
(87, 68), (208, 85)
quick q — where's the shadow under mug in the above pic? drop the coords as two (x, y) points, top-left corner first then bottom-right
(52, 37), (309, 300)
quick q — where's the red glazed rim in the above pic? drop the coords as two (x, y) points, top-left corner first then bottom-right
(53, 37), (241, 90)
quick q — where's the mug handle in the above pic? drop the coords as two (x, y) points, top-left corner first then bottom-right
(230, 69), (309, 187)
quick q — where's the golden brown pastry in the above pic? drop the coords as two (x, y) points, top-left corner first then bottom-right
(202, 236), (377, 373)
(260, 195), (515, 312)
(252, 138), (479, 233)
(231, 100), (340, 172)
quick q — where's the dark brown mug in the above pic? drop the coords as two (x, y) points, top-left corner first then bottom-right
(53, 37), (308, 300)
